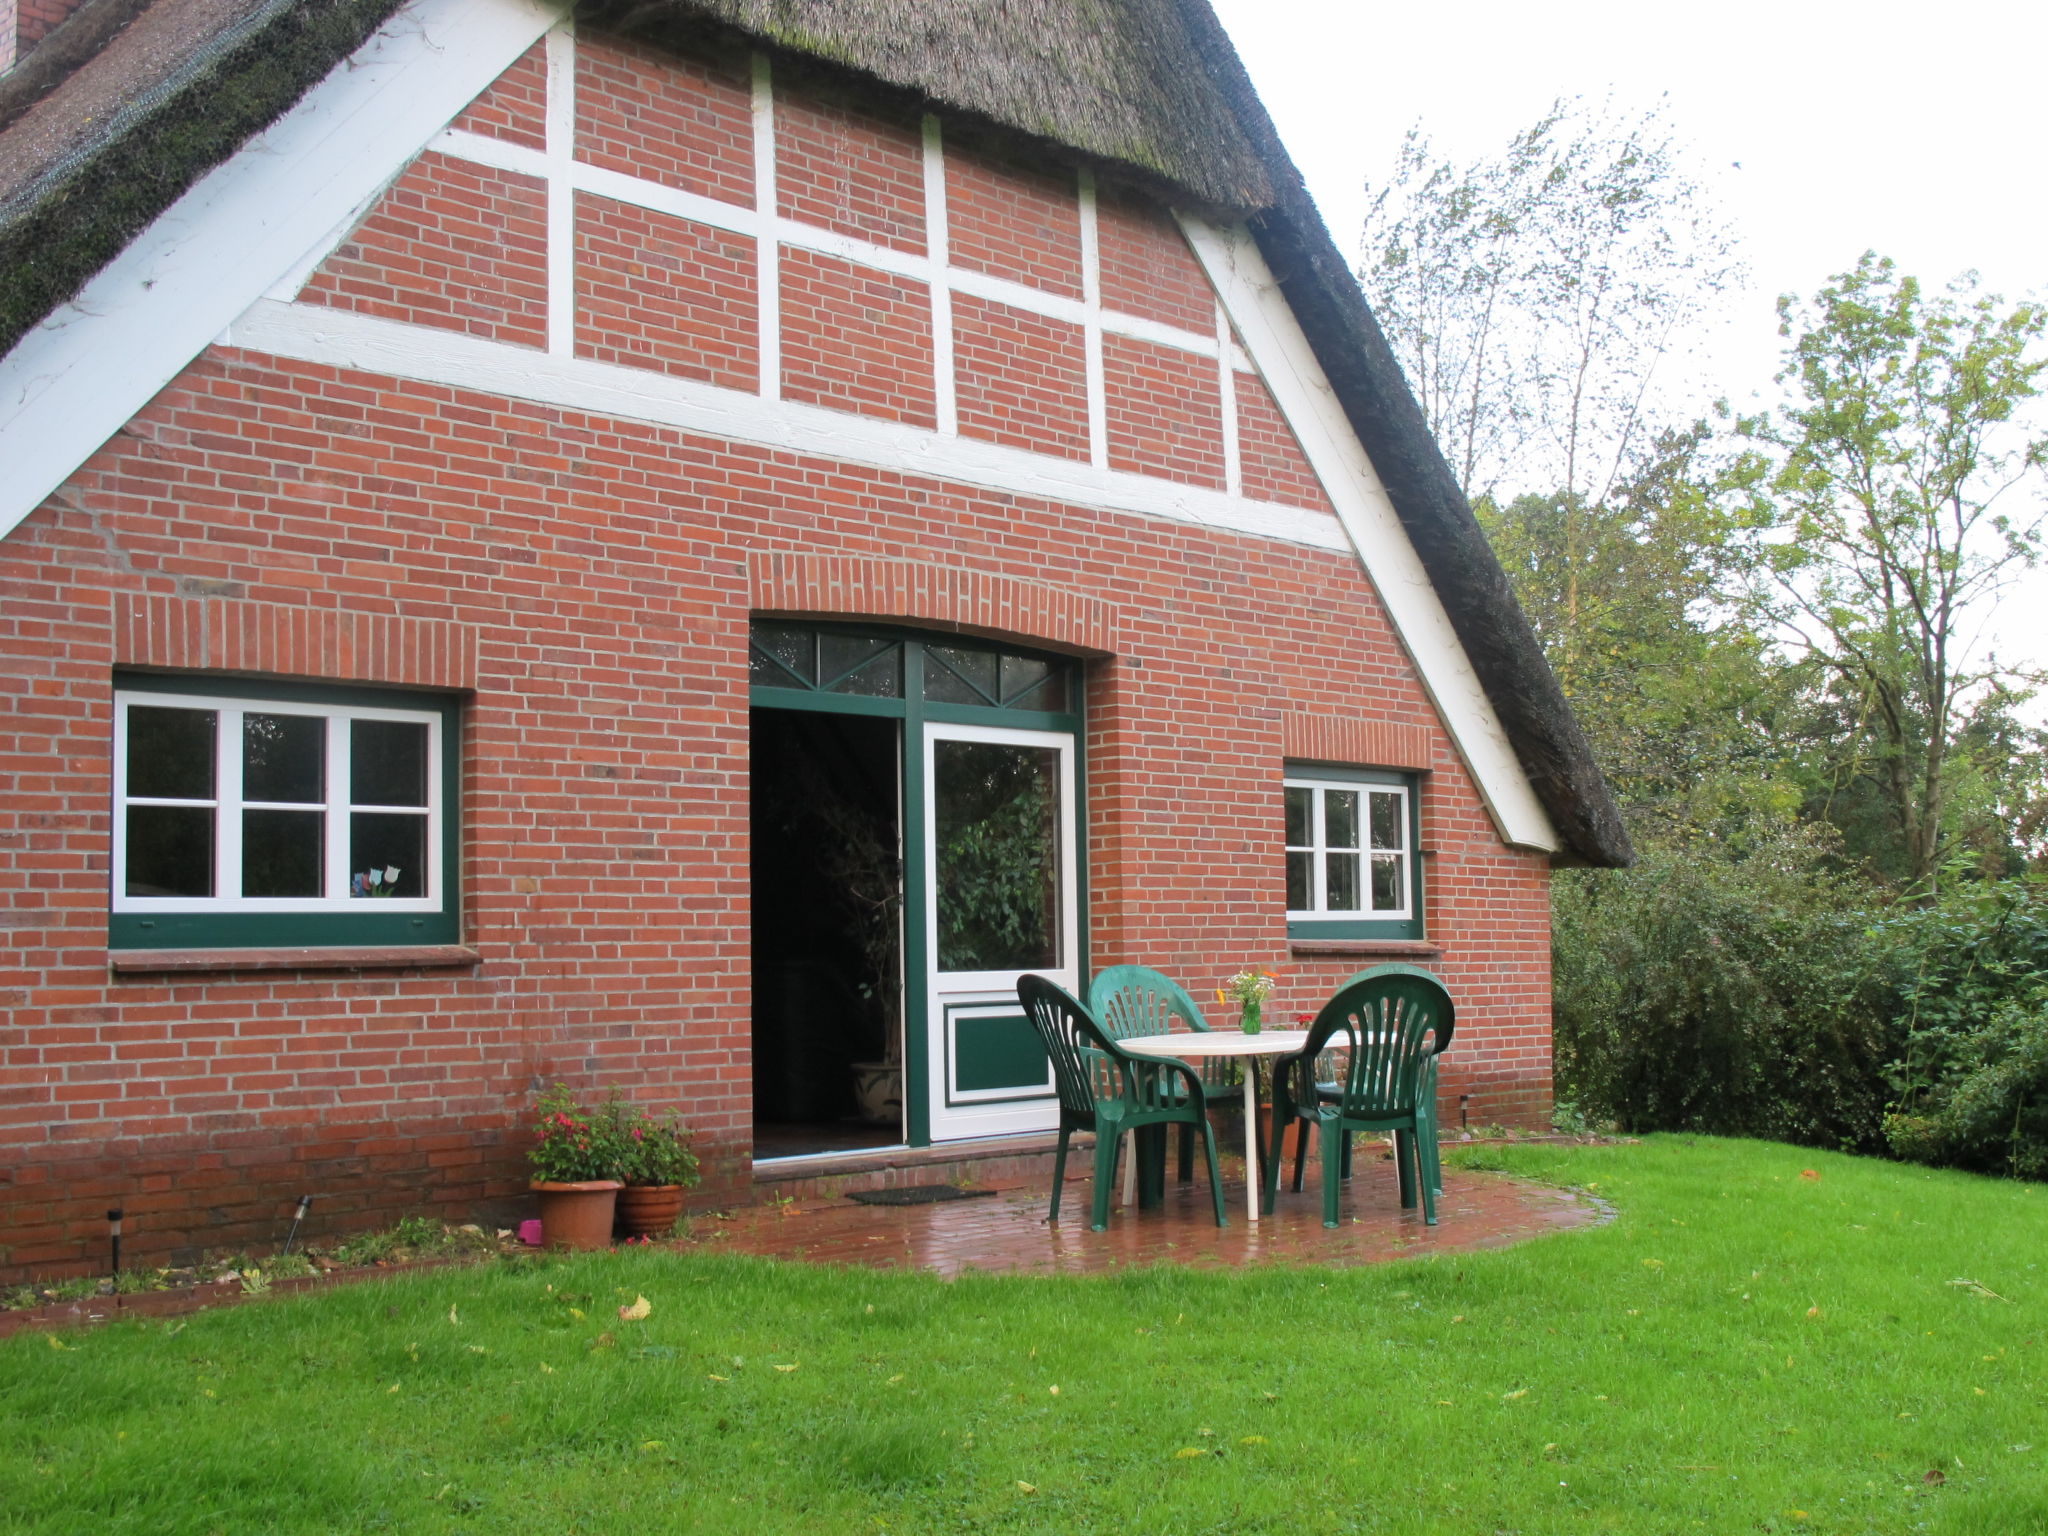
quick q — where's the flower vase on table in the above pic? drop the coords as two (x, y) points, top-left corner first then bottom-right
(1218, 968), (1277, 1035)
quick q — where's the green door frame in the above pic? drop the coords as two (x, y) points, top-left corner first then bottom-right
(747, 622), (1086, 1147)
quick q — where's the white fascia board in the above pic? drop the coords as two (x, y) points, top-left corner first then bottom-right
(1179, 215), (1559, 854)
(222, 297), (1350, 555)
(0, 0), (565, 544)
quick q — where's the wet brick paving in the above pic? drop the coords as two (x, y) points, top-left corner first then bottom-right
(696, 1153), (1602, 1277)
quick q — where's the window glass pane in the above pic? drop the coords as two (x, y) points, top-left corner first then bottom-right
(933, 739), (1059, 970)
(350, 813), (426, 897)
(243, 713), (324, 804)
(1324, 790), (1360, 849)
(823, 643), (905, 696)
(1369, 790), (1404, 851)
(243, 809), (324, 896)
(351, 720), (427, 808)
(925, 646), (999, 706)
(999, 654), (1066, 710)
(128, 706), (215, 800)
(1371, 852), (1405, 911)
(1284, 786), (1311, 847)
(819, 634), (897, 694)
(750, 623), (814, 685)
(1326, 851), (1361, 911)
(126, 805), (214, 896)
(1286, 850), (1311, 910)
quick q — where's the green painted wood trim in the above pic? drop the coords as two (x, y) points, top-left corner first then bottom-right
(900, 643), (931, 1147)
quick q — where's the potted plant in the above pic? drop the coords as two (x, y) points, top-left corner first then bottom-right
(614, 1105), (700, 1239)
(528, 1084), (628, 1250)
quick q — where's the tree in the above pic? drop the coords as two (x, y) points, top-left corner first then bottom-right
(1728, 254), (2048, 893)
(1359, 98), (1742, 513)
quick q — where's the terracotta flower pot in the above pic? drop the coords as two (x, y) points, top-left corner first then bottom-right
(531, 1180), (622, 1250)
(616, 1184), (687, 1239)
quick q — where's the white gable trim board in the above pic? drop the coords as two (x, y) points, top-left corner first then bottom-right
(0, 0), (1558, 854)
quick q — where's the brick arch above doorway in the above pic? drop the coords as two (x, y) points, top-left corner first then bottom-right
(748, 553), (1117, 656)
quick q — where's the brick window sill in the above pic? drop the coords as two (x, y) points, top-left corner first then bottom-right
(108, 945), (482, 975)
(1287, 938), (1445, 960)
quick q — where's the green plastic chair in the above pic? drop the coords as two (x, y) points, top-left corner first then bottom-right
(1262, 965), (1455, 1227)
(1017, 974), (1228, 1232)
(1089, 965), (1235, 1188)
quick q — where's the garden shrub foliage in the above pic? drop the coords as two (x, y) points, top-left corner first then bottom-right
(1557, 850), (2048, 1177)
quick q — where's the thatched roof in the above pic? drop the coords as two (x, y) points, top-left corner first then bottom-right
(0, 0), (1632, 867)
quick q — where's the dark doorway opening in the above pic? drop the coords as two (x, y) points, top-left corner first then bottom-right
(751, 709), (903, 1159)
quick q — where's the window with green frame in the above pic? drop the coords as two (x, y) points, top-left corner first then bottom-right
(109, 675), (461, 949)
(1284, 765), (1422, 940)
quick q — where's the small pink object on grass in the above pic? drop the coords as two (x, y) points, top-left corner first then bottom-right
(517, 1219), (544, 1246)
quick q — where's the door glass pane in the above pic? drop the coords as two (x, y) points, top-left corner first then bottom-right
(1371, 852), (1405, 911)
(1326, 851), (1361, 911)
(128, 707), (215, 800)
(243, 809), (324, 896)
(934, 739), (1059, 971)
(1369, 790), (1404, 850)
(1284, 786), (1311, 847)
(243, 713), (324, 804)
(351, 720), (428, 807)
(350, 813), (426, 897)
(1286, 850), (1311, 910)
(925, 647), (999, 706)
(750, 623), (815, 685)
(1324, 789), (1360, 849)
(126, 805), (214, 896)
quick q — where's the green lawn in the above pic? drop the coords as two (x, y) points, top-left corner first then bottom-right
(3, 1137), (2044, 1534)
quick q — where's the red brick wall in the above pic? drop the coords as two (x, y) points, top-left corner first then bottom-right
(1105, 333), (1224, 488)
(780, 247), (936, 426)
(1237, 370), (1334, 513)
(575, 194), (758, 387)
(944, 141), (1082, 298)
(301, 152), (547, 348)
(450, 38), (547, 151)
(0, 33), (1556, 1281)
(11, 0), (82, 61)
(575, 33), (754, 204)
(1097, 183), (1215, 333)
(774, 90), (924, 253)
(952, 295), (1089, 460)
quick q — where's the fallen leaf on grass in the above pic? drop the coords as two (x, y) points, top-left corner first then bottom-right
(1799, 1169), (1821, 1181)
(1239, 1436), (1268, 1446)
(1502, 1389), (1528, 1401)
(774, 1363), (799, 1373)
(707, 1374), (729, 1383)
(1173, 1448), (1209, 1460)
(1949, 1279), (2009, 1301)
(387, 1383), (401, 1394)
(448, 1305), (459, 1326)
(1924, 1468), (1946, 1485)
(1015, 1482), (1037, 1494)
(539, 1363), (555, 1375)
(619, 1295), (651, 1322)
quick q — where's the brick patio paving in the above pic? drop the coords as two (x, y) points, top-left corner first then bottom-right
(697, 1151), (1603, 1277)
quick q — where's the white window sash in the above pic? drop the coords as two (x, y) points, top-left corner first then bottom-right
(1283, 776), (1412, 922)
(112, 689), (445, 915)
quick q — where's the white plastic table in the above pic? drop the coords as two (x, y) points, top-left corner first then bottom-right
(1119, 1029), (1309, 1226)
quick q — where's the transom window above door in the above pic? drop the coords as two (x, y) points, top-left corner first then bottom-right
(748, 622), (1071, 715)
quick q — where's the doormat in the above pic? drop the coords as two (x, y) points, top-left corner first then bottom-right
(846, 1185), (998, 1206)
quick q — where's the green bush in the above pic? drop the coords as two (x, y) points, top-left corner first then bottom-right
(1872, 879), (2048, 1176)
(1552, 824), (1897, 1150)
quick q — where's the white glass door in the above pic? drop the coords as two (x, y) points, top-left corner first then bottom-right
(922, 722), (1077, 1141)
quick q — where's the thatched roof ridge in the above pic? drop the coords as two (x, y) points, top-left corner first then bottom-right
(0, 0), (1632, 866)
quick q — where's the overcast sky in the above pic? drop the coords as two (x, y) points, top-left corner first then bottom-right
(1207, 0), (2048, 672)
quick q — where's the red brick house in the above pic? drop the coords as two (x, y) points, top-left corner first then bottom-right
(0, 0), (1630, 1278)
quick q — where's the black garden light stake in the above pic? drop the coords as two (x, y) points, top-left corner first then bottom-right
(1459, 1094), (1471, 1133)
(107, 1208), (123, 1275)
(280, 1194), (314, 1258)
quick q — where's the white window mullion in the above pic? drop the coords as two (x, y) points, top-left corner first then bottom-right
(327, 714), (352, 900)
(217, 710), (244, 900)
